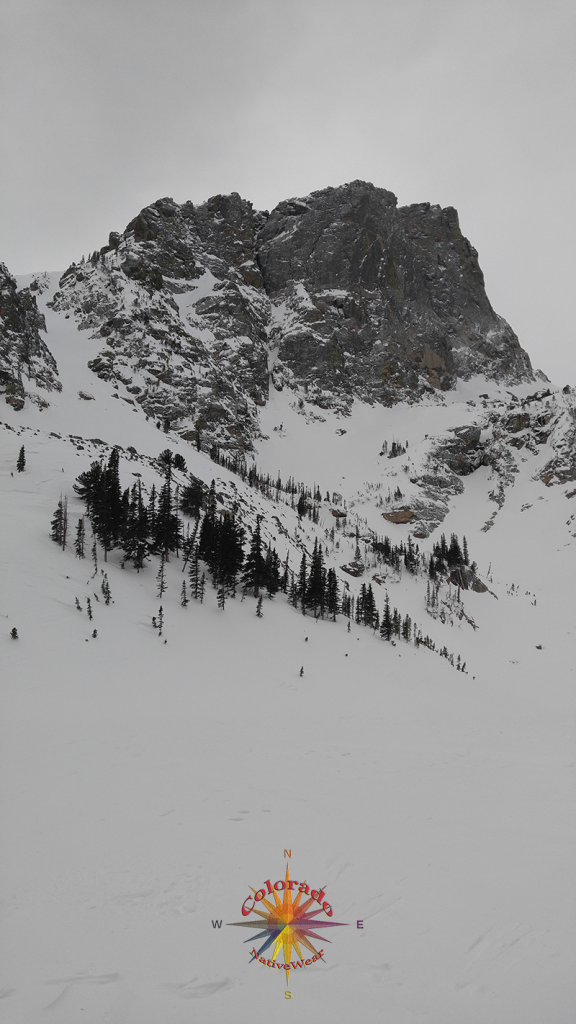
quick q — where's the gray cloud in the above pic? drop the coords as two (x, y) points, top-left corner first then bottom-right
(1, 0), (575, 382)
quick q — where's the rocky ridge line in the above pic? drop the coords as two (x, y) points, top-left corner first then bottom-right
(40, 181), (532, 451)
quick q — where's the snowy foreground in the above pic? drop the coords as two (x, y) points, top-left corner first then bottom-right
(1, 277), (576, 1023)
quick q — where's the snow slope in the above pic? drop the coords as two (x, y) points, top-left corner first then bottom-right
(1, 279), (575, 1023)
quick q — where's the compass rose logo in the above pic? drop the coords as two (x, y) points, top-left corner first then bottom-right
(227, 861), (348, 988)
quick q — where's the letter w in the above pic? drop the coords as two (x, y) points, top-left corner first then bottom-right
(212, 920), (222, 928)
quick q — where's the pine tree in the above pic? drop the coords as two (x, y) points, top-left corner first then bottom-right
(10, 627), (18, 639)
(180, 475), (205, 520)
(157, 448), (174, 482)
(86, 597), (93, 621)
(101, 573), (111, 605)
(380, 593), (393, 641)
(16, 446), (25, 472)
(198, 572), (206, 604)
(156, 558), (167, 598)
(121, 481), (149, 570)
(392, 607), (401, 638)
(148, 484), (157, 538)
(217, 584), (226, 610)
(153, 482), (181, 561)
(256, 595), (263, 617)
(180, 580), (188, 607)
(218, 516), (245, 596)
(90, 449), (123, 560)
(73, 461), (103, 514)
(242, 520), (267, 597)
(75, 597), (82, 611)
(158, 605), (164, 635)
(297, 553), (307, 614)
(264, 545), (281, 597)
(91, 540), (98, 578)
(50, 496), (68, 549)
(306, 540), (326, 617)
(363, 584), (377, 628)
(326, 567), (339, 621)
(74, 518), (85, 558)
(188, 544), (201, 599)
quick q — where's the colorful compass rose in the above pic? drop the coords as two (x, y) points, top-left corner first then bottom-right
(227, 863), (348, 986)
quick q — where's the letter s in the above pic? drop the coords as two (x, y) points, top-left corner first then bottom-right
(285, 990), (292, 999)
(241, 896), (255, 917)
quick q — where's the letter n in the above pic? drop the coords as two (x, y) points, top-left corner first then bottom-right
(284, 849), (292, 858)
(212, 920), (222, 928)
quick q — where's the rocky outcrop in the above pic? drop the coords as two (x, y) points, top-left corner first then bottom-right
(46, 181), (533, 450)
(259, 181), (533, 408)
(50, 195), (269, 451)
(429, 425), (484, 476)
(0, 264), (60, 409)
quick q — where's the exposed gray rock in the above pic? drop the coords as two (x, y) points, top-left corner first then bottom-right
(430, 424), (484, 476)
(0, 263), (60, 409)
(258, 181), (533, 408)
(50, 195), (269, 452)
(44, 181), (534, 449)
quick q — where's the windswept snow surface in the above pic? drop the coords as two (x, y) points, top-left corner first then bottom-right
(1, 282), (575, 1022)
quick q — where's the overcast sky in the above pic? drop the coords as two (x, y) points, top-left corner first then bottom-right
(2, 0), (575, 383)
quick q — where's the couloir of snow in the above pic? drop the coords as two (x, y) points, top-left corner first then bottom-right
(0, 277), (575, 1023)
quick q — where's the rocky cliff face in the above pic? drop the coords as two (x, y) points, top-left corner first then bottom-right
(49, 194), (270, 450)
(7, 181), (532, 449)
(260, 182), (532, 408)
(0, 265), (60, 409)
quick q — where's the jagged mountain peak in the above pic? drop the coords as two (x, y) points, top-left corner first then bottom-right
(2, 181), (533, 452)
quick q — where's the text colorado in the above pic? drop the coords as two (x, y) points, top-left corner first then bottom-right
(242, 879), (333, 917)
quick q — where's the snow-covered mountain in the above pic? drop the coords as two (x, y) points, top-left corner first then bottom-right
(1, 184), (575, 1023)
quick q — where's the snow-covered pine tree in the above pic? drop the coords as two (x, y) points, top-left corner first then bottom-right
(188, 544), (201, 599)
(16, 446), (25, 472)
